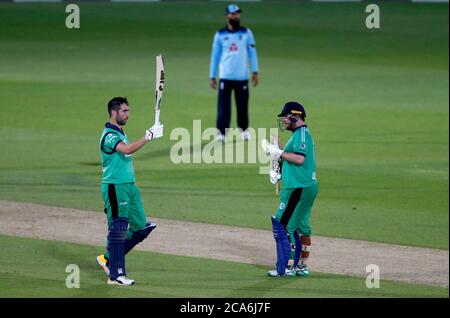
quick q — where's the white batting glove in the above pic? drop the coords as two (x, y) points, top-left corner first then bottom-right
(269, 169), (281, 185)
(261, 139), (284, 159)
(145, 124), (164, 141)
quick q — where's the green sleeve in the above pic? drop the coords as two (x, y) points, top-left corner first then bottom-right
(101, 132), (123, 154)
(291, 131), (307, 156)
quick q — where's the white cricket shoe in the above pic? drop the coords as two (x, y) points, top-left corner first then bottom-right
(107, 276), (135, 286)
(295, 264), (310, 277)
(267, 268), (296, 277)
(216, 133), (225, 142)
(240, 130), (251, 140)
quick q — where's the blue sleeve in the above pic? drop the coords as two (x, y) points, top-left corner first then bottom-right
(209, 32), (221, 79)
(247, 29), (259, 74)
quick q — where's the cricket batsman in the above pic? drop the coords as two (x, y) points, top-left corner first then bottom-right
(96, 97), (163, 285)
(262, 101), (318, 277)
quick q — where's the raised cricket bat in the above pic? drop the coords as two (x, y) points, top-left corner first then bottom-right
(154, 54), (165, 126)
(271, 135), (281, 195)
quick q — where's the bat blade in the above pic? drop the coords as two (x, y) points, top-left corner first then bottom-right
(154, 54), (165, 126)
(271, 135), (281, 195)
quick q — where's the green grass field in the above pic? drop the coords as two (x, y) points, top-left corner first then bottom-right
(0, 235), (447, 298)
(0, 1), (448, 298)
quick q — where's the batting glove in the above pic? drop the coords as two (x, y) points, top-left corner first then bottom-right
(269, 169), (281, 185)
(145, 124), (164, 141)
(261, 139), (284, 159)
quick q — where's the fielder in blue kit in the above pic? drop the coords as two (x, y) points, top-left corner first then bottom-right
(209, 4), (259, 141)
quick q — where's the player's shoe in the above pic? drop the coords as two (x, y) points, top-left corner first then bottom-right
(96, 254), (110, 277)
(267, 268), (296, 277)
(216, 133), (225, 143)
(295, 264), (310, 277)
(107, 276), (135, 286)
(240, 130), (251, 141)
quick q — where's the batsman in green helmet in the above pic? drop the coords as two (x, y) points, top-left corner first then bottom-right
(97, 97), (163, 286)
(262, 101), (318, 277)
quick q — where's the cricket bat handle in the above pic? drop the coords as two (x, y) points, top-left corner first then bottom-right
(154, 109), (160, 126)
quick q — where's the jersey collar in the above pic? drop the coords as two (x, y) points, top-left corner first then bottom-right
(105, 122), (124, 134)
(292, 124), (307, 133)
(225, 25), (245, 33)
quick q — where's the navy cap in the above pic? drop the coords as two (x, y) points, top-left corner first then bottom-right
(225, 4), (242, 14)
(277, 102), (306, 118)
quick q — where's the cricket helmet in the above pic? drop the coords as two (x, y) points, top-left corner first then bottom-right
(277, 101), (306, 118)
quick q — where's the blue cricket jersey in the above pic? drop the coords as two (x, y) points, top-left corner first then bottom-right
(209, 26), (259, 81)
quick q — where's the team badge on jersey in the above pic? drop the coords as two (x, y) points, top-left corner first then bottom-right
(106, 133), (118, 144)
(229, 43), (238, 52)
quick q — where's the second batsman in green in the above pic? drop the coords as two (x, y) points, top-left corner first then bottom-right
(262, 101), (319, 277)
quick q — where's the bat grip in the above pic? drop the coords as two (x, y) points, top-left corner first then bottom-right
(154, 109), (160, 126)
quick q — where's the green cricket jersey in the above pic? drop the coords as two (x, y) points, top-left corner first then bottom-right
(282, 125), (317, 189)
(100, 123), (135, 184)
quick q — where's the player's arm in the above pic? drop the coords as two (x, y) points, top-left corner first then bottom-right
(282, 133), (307, 165)
(247, 29), (259, 86)
(262, 139), (305, 165)
(116, 125), (164, 155)
(209, 32), (221, 89)
(116, 137), (148, 155)
(280, 152), (305, 165)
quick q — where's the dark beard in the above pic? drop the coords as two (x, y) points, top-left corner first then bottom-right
(229, 19), (240, 30)
(116, 116), (127, 126)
